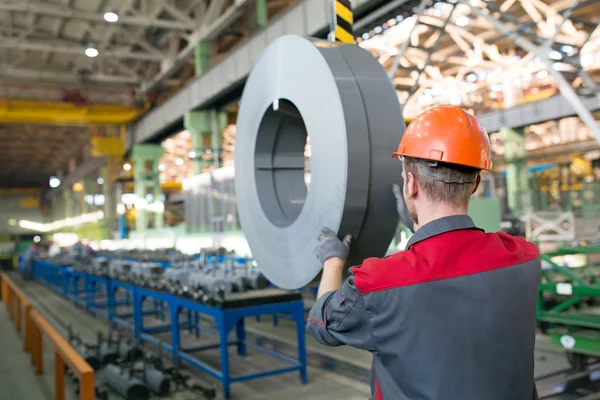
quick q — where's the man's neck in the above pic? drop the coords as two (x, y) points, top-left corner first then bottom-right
(416, 204), (469, 228)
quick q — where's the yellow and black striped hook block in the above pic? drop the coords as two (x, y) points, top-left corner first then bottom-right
(334, 0), (354, 43)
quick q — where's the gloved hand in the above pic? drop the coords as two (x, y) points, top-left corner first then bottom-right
(315, 227), (351, 265)
(393, 182), (415, 233)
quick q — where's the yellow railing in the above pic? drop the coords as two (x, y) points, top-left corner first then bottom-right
(1, 273), (95, 400)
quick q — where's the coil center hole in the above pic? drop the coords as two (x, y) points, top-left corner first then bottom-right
(254, 99), (309, 228)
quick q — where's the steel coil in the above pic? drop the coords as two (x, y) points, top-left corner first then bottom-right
(235, 35), (405, 289)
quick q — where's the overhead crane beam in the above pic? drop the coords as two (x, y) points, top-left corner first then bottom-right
(0, 100), (143, 125)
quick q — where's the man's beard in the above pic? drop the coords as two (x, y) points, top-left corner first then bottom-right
(408, 202), (418, 226)
(404, 184), (418, 226)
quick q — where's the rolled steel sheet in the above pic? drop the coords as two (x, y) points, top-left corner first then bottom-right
(235, 35), (405, 289)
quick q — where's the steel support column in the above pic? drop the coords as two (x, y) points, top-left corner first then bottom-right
(62, 189), (71, 220)
(184, 110), (211, 175)
(501, 127), (527, 213)
(131, 144), (164, 231)
(210, 110), (227, 169)
(193, 42), (211, 77)
(101, 166), (115, 233)
(256, 0), (267, 28)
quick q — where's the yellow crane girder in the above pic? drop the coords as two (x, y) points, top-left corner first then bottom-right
(0, 99), (143, 125)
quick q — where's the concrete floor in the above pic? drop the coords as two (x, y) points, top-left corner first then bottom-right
(0, 304), (54, 399)
(0, 273), (581, 399)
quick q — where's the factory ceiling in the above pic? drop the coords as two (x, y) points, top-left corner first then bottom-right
(0, 0), (298, 189)
(0, 0), (598, 190)
(0, 0), (298, 98)
(0, 123), (90, 187)
(358, 0), (600, 117)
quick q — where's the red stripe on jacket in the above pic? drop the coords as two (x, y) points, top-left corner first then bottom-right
(353, 230), (539, 294)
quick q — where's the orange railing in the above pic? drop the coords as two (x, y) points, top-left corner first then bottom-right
(1, 273), (95, 400)
(1, 272), (32, 351)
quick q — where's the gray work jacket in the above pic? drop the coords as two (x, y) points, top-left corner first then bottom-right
(307, 215), (540, 400)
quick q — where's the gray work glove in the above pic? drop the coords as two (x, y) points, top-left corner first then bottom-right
(315, 227), (352, 265)
(393, 182), (415, 233)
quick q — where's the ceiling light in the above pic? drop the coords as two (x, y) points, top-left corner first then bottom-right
(34, 236), (41, 243)
(175, 158), (184, 166)
(49, 176), (61, 188)
(158, 164), (166, 171)
(123, 163), (132, 171)
(85, 46), (99, 58)
(536, 70), (548, 79)
(560, 45), (573, 56)
(164, 138), (175, 149)
(103, 11), (118, 23)
(552, 62), (571, 72)
(97, 177), (104, 185)
(188, 151), (196, 159)
(455, 16), (469, 27)
(548, 49), (562, 60)
(581, 53), (594, 67)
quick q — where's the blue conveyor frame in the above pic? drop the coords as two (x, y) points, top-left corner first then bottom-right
(30, 260), (308, 400)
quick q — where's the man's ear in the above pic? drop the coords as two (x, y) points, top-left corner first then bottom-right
(472, 174), (482, 194)
(406, 171), (418, 199)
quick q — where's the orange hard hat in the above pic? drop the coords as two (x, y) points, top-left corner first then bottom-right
(392, 106), (492, 170)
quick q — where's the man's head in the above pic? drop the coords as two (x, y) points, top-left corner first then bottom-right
(402, 156), (481, 225)
(393, 106), (492, 228)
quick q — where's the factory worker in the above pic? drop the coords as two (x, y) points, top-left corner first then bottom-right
(307, 106), (540, 400)
(22, 243), (39, 280)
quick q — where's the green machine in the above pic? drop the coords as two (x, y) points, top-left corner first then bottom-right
(537, 245), (600, 370)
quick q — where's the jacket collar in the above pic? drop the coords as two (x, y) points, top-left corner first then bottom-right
(405, 215), (483, 250)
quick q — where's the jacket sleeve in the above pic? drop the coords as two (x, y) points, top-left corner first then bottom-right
(306, 271), (377, 351)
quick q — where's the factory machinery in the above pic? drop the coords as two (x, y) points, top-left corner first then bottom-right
(31, 247), (306, 400)
(82, 248), (268, 306)
(64, 324), (216, 400)
(537, 245), (600, 371)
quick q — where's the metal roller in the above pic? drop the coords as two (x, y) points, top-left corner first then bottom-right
(118, 342), (143, 362)
(104, 364), (149, 400)
(235, 35), (404, 289)
(133, 362), (170, 396)
(99, 342), (119, 365)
